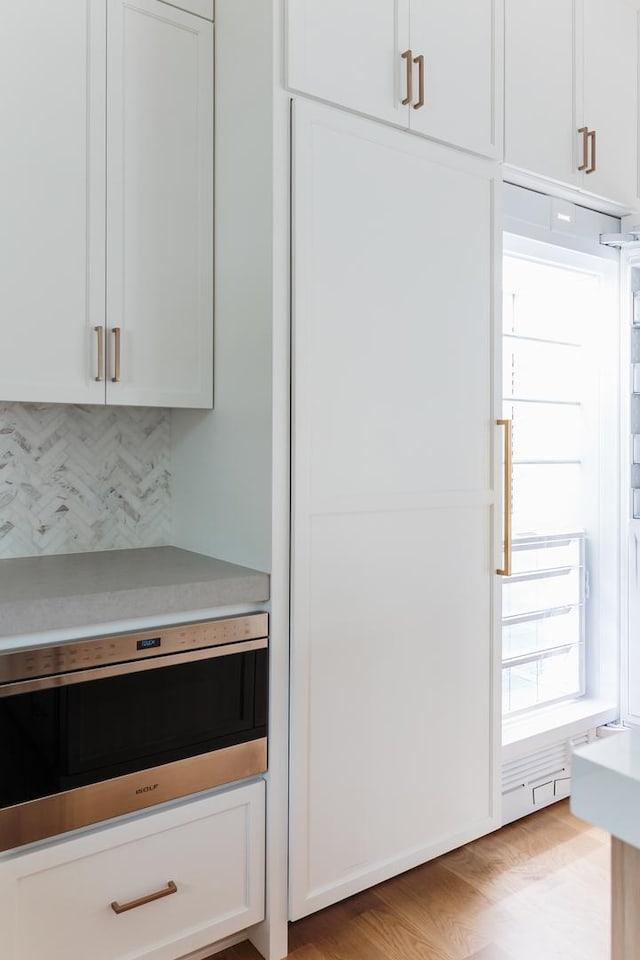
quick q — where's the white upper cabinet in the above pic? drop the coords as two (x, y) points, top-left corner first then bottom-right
(505, 0), (578, 188)
(581, 0), (639, 211)
(0, 1), (106, 404)
(0, 0), (213, 408)
(408, 0), (503, 158)
(286, 0), (410, 129)
(286, 0), (504, 158)
(505, 0), (640, 211)
(106, 0), (214, 408)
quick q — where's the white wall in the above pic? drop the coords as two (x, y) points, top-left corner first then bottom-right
(170, 2), (275, 574)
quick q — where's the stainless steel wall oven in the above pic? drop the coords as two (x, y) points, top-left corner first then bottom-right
(0, 614), (268, 852)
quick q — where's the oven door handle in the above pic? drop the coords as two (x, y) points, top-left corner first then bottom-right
(0, 637), (267, 698)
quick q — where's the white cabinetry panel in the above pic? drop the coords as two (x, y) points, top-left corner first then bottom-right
(505, 0), (639, 211)
(505, 0), (578, 187)
(581, 0), (639, 211)
(301, 507), (495, 896)
(304, 155), (491, 504)
(106, 0), (214, 408)
(0, 783), (265, 960)
(286, 0), (410, 128)
(0, 0), (213, 408)
(286, 0), (503, 159)
(409, 0), (503, 159)
(0, 1), (106, 404)
(290, 101), (501, 920)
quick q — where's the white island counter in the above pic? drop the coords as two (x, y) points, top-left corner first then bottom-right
(572, 732), (639, 960)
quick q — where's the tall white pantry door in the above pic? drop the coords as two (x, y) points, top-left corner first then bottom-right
(289, 100), (502, 920)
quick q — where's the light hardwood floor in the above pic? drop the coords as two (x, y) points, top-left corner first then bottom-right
(211, 800), (609, 960)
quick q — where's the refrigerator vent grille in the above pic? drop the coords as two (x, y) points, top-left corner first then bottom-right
(502, 740), (570, 794)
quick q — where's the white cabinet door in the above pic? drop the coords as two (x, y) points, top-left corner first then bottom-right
(290, 101), (501, 920)
(505, 0), (579, 187)
(581, 0), (639, 211)
(286, 0), (410, 129)
(106, 0), (214, 408)
(0, 783), (265, 960)
(409, 0), (504, 158)
(505, 0), (639, 211)
(286, 0), (503, 157)
(0, 1), (106, 404)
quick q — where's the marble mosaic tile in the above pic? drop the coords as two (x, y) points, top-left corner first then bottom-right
(0, 403), (171, 558)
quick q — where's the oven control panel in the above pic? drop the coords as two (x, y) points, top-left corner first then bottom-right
(0, 613), (268, 684)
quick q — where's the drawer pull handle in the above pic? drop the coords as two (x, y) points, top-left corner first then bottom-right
(111, 880), (177, 914)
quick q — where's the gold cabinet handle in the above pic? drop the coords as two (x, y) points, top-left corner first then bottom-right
(587, 129), (596, 174)
(401, 49), (413, 105)
(111, 327), (121, 383)
(111, 881), (177, 915)
(496, 419), (512, 577)
(94, 326), (104, 382)
(413, 54), (425, 109)
(577, 127), (589, 171)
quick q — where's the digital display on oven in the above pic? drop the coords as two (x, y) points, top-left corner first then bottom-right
(137, 637), (161, 650)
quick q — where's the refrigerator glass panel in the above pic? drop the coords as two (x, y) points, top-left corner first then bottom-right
(503, 568), (582, 619)
(502, 643), (582, 715)
(503, 605), (581, 662)
(511, 538), (582, 575)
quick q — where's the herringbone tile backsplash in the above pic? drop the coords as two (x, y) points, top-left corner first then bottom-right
(0, 403), (171, 558)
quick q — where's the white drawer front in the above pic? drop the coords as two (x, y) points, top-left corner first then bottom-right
(2, 782), (265, 960)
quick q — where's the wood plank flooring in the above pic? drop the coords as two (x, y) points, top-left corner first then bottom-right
(212, 800), (609, 960)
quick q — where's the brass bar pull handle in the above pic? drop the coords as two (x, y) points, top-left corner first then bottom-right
(111, 881), (177, 915)
(577, 127), (589, 171)
(413, 54), (425, 109)
(401, 49), (413, 105)
(587, 129), (596, 174)
(94, 326), (104, 382)
(496, 419), (513, 578)
(111, 327), (121, 383)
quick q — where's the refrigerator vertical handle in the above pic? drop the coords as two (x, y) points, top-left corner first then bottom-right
(496, 419), (513, 577)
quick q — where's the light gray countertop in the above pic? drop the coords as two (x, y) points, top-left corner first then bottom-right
(571, 731), (639, 846)
(0, 547), (269, 641)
